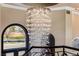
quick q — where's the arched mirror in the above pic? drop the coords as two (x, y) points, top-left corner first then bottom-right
(1, 23), (29, 55)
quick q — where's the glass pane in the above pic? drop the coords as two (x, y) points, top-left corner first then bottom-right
(3, 26), (26, 49)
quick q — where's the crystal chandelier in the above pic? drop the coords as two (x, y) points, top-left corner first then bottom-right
(26, 7), (51, 46)
(26, 7), (51, 55)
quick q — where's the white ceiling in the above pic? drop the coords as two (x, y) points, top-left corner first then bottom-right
(1, 3), (79, 11)
(48, 3), (79, 8)
(5, 3), (58, 8)
(5, 3), (79, 8)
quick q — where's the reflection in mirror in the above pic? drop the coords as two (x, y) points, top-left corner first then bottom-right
(3, 26), (26, 49)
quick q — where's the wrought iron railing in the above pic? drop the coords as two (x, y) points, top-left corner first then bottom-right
(1, 46), (79, 56)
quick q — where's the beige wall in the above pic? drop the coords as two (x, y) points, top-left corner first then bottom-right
(72, 14), (79, 40)
(1, 6), (75, 48)
(0, 7), (66, 46)
(1, 7), (27, 31)
(50, 10), (65, 45)
(65, 11), (79, 46)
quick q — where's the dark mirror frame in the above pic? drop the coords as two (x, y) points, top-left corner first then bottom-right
(1, 23), (29, 56)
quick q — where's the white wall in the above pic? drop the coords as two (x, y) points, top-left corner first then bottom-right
(50, 10), (65, 46)
(65, 10), (72, 46)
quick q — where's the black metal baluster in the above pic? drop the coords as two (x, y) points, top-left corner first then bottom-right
(62, 47), (65, 56)
(56, 52), (59, 56)
(14, 51), (18, 56)
(2, 53), (6, 56)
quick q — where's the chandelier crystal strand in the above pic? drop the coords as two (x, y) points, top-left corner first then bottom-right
(26, 7), (51, 55)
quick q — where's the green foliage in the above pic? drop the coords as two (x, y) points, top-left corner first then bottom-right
(8, 36), (25, 39)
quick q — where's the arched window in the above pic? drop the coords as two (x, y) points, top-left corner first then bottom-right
(1, 23), (29, 55)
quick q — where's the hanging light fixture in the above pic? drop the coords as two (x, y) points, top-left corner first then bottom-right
(26, 7), (52, 56)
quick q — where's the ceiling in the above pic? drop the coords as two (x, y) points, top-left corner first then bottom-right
(48, 3), (79, 8)
(22, 3), (58, 7)
(6, 3), (58, 8)
(3, 3), (79, 10)
(5, 3), (79, 8)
